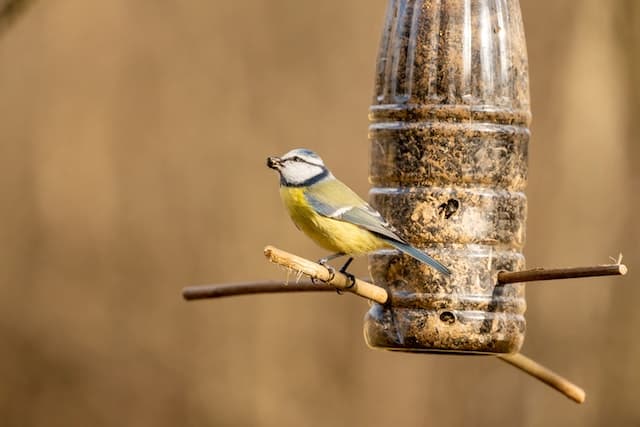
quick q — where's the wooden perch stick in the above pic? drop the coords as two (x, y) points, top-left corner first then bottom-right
(498, 353), (586, 404)
(183, 262), (628, 300)
(183, 246), (592, 402)
(263, 245), (388, 304)
(261, 245), (586, 402)
(183, 280), (334, 300)
(498, 264), (627, 284)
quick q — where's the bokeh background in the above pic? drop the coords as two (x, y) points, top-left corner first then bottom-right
(0, 1), (638, 426)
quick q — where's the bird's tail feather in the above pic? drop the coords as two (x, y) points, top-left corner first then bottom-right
(383, 238), (451, 276)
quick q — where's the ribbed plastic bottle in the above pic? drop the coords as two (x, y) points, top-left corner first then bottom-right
(364, 0), (530, 354)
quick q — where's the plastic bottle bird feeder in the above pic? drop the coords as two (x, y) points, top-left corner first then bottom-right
(363, 0), (529, 354)
(183, 0), (627, 404)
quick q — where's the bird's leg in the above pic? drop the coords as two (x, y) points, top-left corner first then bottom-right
(318, 252), (346, 265)
(339, 257), (356, 289)
(314, 253), (345, 284)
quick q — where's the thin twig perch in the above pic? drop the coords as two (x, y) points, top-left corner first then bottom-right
(498, 264), (627, 284)
(183, 280), (334, 300)
(181, 246), (626, 403)
(182, 262), (628, 301)
(498, 353), (586, 403)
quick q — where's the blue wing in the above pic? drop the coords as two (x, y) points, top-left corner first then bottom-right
(304, 179), (451, 276)
(302, 179), (401, 240)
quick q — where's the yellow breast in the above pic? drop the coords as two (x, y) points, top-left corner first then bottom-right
(279, 186), (385, 255)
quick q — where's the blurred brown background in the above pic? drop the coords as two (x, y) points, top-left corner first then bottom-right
(0, 1), (638, 426)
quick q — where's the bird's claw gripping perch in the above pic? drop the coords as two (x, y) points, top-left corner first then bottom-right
(342, 273), (356, 289)
(340, 257), (356, 290)
(324, 264), (336, 282)
(314, 257), (356, 295)
(313, 258), (336, 285)
(334, 258), (356, 295)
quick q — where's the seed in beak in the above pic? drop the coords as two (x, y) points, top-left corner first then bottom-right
(267, 156), (281, 169)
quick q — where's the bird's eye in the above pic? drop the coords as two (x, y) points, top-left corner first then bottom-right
(292, 156), (302, 162)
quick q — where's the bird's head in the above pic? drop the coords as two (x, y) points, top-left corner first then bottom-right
(267, 148), (331, 187)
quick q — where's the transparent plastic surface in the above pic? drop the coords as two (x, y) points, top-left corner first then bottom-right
(364, 0), (531, 354)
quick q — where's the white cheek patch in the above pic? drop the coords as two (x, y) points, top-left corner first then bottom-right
(282, 162), (324, 183)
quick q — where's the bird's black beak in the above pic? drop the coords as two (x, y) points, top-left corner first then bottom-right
(267, 156), (282, 170)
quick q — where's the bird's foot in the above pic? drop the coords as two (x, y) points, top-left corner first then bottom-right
(315, 255), (354, 294)
(334, 258), (356, 295)
(334, 272), (356, 295)
(339, 258), (356, 290)
(314, 258), (336, 284)
(341, 272), (356, 290)
(324, 264), (336, 282)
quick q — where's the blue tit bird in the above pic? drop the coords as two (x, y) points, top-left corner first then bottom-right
(267, 148), (451, 278)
